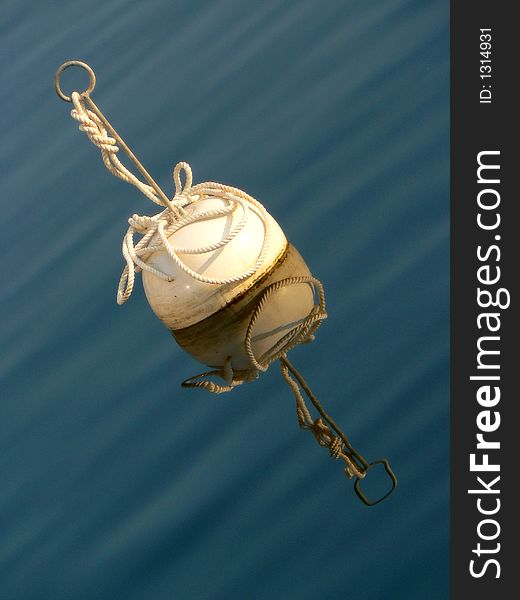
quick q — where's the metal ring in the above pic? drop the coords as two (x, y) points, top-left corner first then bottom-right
(54, 60), (96, 103)
(354, 459), (397, 506)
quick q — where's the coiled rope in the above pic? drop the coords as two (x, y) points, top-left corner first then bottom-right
(70, 92), (272, 306)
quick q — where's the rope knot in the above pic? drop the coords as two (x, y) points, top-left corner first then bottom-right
(310, 418), (334, 448)
(329, 436), (343, 459)
(128, 214), (156, 232)
(70, 94), (119, 154)
(69, 91), (167, 208)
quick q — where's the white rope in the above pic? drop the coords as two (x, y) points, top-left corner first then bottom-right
(69, 93), (273, 305)
(182, 357), (259, 394)
(116, 182), (273, 305)
(71, 92), (170, 208)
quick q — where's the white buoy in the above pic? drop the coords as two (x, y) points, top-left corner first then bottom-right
(141, 194), (287, 329)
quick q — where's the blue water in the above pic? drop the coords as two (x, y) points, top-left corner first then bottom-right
(0, 1), (449, 598)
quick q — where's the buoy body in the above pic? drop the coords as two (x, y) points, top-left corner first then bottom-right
(140, 193), (320, 375)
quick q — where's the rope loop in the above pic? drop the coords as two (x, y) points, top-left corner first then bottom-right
(173, 161), (192, 195)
